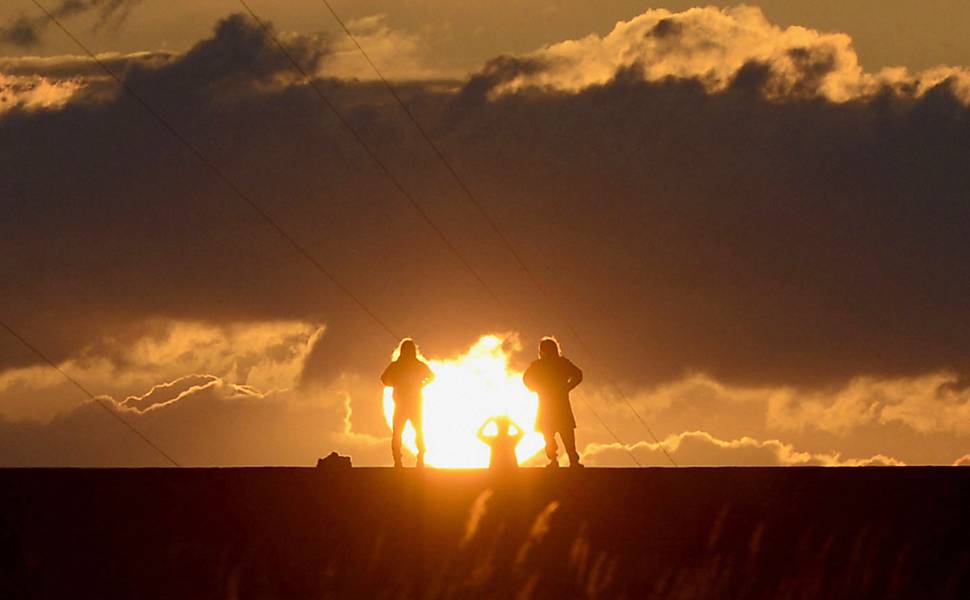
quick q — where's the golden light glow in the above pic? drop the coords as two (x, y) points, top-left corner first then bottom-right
(383, 334), (545, 468)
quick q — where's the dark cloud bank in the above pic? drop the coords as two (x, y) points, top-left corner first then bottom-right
(2, 10), (970, 465)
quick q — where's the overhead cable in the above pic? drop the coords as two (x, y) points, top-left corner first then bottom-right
(317, 0), (677, 466)
(0, 320), (181, 467)
(29, 0), (401, 344)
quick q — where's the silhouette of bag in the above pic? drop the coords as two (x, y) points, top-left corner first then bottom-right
(316, 452), (352, 470)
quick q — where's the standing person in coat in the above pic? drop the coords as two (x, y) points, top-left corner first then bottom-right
(523, 337), (584, 468)
(381, 339), (434, 468)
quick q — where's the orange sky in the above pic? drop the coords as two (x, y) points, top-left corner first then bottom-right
(4, 1), (970, 72)
(1, 3), (969, 467)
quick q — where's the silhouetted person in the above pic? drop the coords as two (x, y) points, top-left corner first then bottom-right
(477, 415), (524, 471)
(381, 338), (434, 468)
(523, 337), (584, 468)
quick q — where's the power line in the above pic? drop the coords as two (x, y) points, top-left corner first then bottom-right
(575, 394), (643, 467)
(237, 0), (509, 313)
(240, 0), (649, 464)
(28, 0), (522, 470)
(606, 382), (678, 467)
(26, 0), (515, 468)
(319, 0), (535, 302)
(24, 0), (403, 466)
(28, 0), (670, 467)
(316, 0), (678, 466)
(240, 0), (661, 470)
(0, 320), (181, 467)
(28, 0), (401, 345)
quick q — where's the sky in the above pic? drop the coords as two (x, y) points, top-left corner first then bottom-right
(1, 1), (969, 467)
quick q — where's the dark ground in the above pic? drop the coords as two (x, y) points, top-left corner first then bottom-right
(1, 467), (968, 599)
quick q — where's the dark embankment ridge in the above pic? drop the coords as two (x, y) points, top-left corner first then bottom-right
(1, 467), (968, 598)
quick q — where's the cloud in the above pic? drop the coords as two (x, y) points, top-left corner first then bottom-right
(0, 51), (176, 114)
(582, 430), (905, 467)
(0, 374), (354, 467)
(586, 371), (970, 440)
(1, 16), (42, 48)
(323, 13), (447, 81)
(6, 371), (387, 467)
(119, 14), (335, 101)
(954, 454), (970, 466)
(767, 372), (970, 435)
(1, 0), (143, 48)
(121, 373), (220, 411)
(0, 14), (332, 115)
(474, 5), (970, 103)
(0, 72), (84, 112)
(0, 320), (323, 421)
(2, 7), (970, 469)
(3, 320), (960, 466)
(0, 313), (402, 467)
(569, 372), (970, 465)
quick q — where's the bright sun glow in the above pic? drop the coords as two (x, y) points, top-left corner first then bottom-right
(383, 334), (545, 468)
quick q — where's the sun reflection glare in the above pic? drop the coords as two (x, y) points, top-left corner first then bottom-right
(382, 334), (544, 468)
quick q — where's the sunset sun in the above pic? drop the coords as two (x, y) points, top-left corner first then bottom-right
(382, 335), (545, 468)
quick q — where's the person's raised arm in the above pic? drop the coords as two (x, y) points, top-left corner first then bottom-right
(477, 418), (494, 443)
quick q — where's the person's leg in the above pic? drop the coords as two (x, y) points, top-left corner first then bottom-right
(543, 431), (559, 465)
(412, 410), (426, 468)
(391, 408), (405, 467)
(560, 428), (582, 466)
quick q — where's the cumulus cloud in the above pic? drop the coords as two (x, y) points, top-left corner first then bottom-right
(582, 430), (905, 467)
(0, 373), (374, 467)
(0, 51), (177, 114)
(584, 372), (970, 442)
(324, 13), (447, 81)
(476, 5), (970, 103)
(0, 72), (85, 112)
(0, 321), (389, 467)
(0, 14), (332, 115)
(0, 320), (323, 421)
(767, 372), (970, 435)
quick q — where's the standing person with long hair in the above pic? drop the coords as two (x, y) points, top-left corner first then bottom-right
(381, 339), (434, 468)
